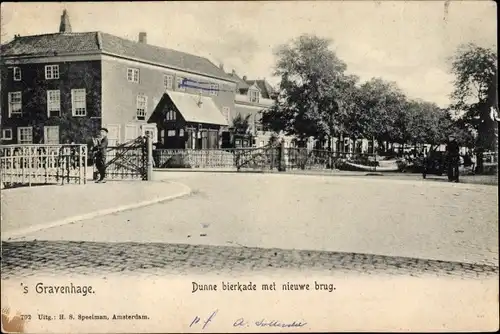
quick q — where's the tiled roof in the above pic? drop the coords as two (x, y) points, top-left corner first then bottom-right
(99, 33), (233, 81)
(245, 79), (276, 99)
(1, 32), (235, 82)
(0, 32), (100, 56)
(226, 71), (250, 91)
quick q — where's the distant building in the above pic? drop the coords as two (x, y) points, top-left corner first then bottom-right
(1, 10), (236, 148)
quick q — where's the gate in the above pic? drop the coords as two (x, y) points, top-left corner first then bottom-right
(234, 143), (282, 171)
(98, 136), (152, 180)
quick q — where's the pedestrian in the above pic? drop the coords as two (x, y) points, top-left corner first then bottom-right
(446, 134), (460, 182)
(93, 128), (109, 183)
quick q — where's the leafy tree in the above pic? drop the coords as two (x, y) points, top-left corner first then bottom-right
(262, 34), (349, 146)
(231, 113), (251, 135)
(449, 43), (497, 172)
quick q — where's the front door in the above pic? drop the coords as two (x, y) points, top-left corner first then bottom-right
(44, 126), (59, 144)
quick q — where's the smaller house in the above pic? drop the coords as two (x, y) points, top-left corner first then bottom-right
(149, 91), (228, 149)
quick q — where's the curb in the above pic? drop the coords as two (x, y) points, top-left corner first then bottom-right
(1, 181), (192, 241)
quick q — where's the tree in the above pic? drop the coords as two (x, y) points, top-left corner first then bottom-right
(231, 113), (251, 135)
(449, 43), (497, 172)
(262, 34), (349, 146)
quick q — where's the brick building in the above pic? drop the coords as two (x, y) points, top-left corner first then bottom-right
(0, 10), (236, 148)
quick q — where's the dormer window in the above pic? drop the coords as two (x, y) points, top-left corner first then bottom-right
(249, 90), (260, 103)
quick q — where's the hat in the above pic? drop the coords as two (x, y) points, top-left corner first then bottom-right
(100, 127), (109, 133)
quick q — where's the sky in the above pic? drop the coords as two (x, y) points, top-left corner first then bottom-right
(1, 1), (497, 107)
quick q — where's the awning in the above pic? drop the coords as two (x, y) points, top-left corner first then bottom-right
(167, 91), (229, 126)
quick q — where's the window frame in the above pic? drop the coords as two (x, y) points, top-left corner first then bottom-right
(13, 67), (22, 81)
(8, 91), (22, 117)
(2, 128), (13, 140)
(127, 68), (140, 83)
(45, 65), (60, 80)
(164, 74), (174, 89)
(221, 106), (230, 123)
(136, 94), (148, 120)
(249, 89), (260, 103)
(209, 83), (219, 96)
(176, 77), (186, 91)
(17, 126), (33, 144)
(71, 88), (87, 117)
(47, 90), (61, 117)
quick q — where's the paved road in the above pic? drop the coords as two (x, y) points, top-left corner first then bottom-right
(2, 173), (498, 278)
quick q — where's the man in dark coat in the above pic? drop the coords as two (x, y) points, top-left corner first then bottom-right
(94, 128), (109, 183)
(446, 134), (460, 182)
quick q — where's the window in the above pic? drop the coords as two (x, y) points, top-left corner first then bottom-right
(45, 65), (59, 80)
(71, 89), (87, 116)
(8, 92), (22, 117)
(127, 68), (139, 83)
(164, 75), (173, 89)
(179, 129), (184, 137)
(136, 94), (147, 120)
(18, 127), (33, 144)
(2, 128), (12, 140)
(167, 130), (176, 137)
(165, 109), (176, 121)
(47, 90), (61, 117)
(209, 83), (219, 96)
(176, 77), (186, 91)
(13, 67), (21, 81)
(222, 107), (230, 123)
(249, 90), (259, 103)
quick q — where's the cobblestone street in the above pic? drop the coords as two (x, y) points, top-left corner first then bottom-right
(2, 173), (498, 279)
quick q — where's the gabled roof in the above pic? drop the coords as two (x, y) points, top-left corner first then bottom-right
(1, 32), (235, 82)
(245, 79), (276, 99)
(151, 91), (228, 126)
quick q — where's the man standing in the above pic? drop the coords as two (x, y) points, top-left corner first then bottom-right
(94, 128), (109, 183)
(446, 134), (460, 182)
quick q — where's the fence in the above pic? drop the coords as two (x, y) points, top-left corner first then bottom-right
(153, 145), (379, 172)
(101, 137), (149, 180)
(0, 144), (88, 188)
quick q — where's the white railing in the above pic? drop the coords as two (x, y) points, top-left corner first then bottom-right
(0, 144), (88, 187)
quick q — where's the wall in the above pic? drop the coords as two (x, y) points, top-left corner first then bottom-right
(0, 59), (102, 144)
(101, 55), (236, 143)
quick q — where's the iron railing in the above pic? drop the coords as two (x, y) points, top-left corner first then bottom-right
(100, 137), (148, 180)
(0, 144), (87, 187)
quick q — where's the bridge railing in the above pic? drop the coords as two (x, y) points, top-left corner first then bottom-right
(0, 144), (87, 188)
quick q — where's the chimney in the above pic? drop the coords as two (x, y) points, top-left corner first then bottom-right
(232, 69), (236, 76)
(243, 75), (247, 81)
(139, 32), (147, 44)
(59, 9), (72, 33)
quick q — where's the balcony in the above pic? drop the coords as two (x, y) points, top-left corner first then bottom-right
(235, 94), (274, 107)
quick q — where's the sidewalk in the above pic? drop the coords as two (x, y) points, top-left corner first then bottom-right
(1, 180), (191, 240)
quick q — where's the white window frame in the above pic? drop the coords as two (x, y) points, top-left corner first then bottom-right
(44, 125), (60, 144)
(210, 83), (219, 96)
(249, 90), (260, 103)
(17, 126), (33, 144)
(45, 65), (60, 80)
(176, 77), (186, 91)
(167, 130), (176, 137)
(221, 107), (230, 123)
(13, 67), (22, 81)
(127, 68), (140, 83)
(141, 125), (158, 143)
(136, 94), (148, 120)
(2, 128), (13, 140)
(164, 74), (174, 89)
(8, 92), (22, 117)
(71, 89), (87, 116)
(47, 90), (61, 117)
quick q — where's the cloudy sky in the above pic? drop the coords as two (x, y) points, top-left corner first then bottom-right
(1, 1), (496, 107)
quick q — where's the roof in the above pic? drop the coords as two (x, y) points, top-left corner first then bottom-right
(1, 32), (235, 82)
(245, 79), (276, 99)
(167, 91), (228, 126)
(226, 71), (250, 90)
